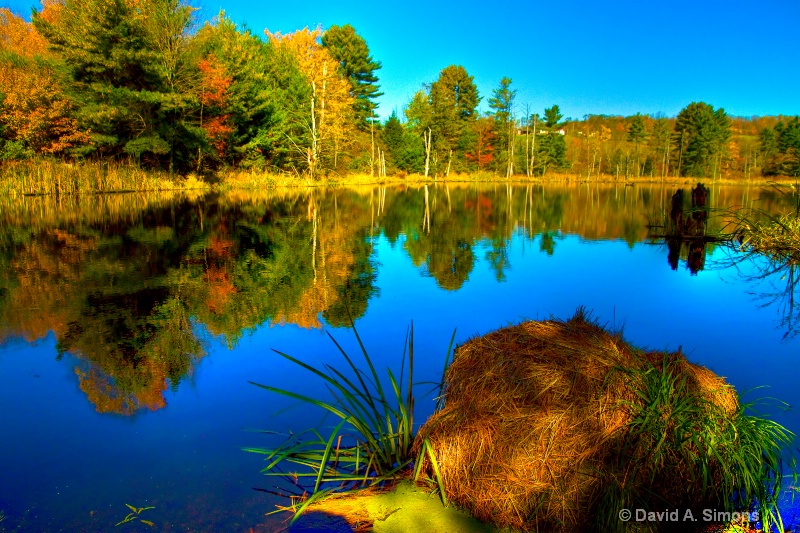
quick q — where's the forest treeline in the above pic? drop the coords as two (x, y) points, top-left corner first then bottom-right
(1, 0), (798, 180)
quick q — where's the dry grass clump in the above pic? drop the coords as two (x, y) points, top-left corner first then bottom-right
(415, 309), (766, 532)
(731, 181), (800, 262)
(739, 214), (800, 261)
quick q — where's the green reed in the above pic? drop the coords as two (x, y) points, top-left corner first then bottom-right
(245, 322), (455, 522)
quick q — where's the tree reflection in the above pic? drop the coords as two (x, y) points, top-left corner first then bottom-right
(2, 183), (788, 414)
(0, 190), (390, 414)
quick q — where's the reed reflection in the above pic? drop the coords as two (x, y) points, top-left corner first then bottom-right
(719, 244), (800, 340)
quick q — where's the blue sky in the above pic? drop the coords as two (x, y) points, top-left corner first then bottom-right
(5, 0), (799, 121)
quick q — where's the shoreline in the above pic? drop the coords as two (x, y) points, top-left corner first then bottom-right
(1, 159), (797, 197)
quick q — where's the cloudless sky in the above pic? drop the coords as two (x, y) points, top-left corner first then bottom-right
(4, 0), (799, 121)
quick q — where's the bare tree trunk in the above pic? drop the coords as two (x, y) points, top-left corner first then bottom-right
(333, 137), (338, 169)
(598, 151), (603, 179)
(530, 115), (537, 175)
(317, 61), (328, 175)
(446, 149), (452, 178)
(625, 150), (630, 179)
(507, 118), (515, 178)
(424, 128), (432, 178)
(524, 109), (530, 177)
(309, 81), (318, 179)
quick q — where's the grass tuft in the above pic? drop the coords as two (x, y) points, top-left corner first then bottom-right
(600, 354), (797, 533)
(245, 322), (455, 522)
(416, 311), (798, 532)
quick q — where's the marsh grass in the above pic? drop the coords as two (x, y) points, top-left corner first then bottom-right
(4, 159), (796, 197)
(733, 181), (800, 260)
(0, 159), (207, 196)
(738, 213), (800, 260)
(598, 353), (797, 533)
(245, 323), (456, 523)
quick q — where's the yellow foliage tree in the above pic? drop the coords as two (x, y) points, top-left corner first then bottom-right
(265, 27), (354, 177)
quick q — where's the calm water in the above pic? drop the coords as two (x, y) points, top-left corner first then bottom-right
(0, 182), (798, 531)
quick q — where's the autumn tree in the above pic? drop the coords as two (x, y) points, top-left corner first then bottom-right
(195, 54), (233, 166)
(0, 6), (89, 158)
(32, 0), (200, 169)
(189, 14), (299, 171)
(465, 115), (496, 170)
(266, 27), (354, 177)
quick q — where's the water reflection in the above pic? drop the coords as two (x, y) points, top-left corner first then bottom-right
(650, 183), (723, 275)
(1, 183), (796, 415)
(643, 182), (800, 338)
(715, 246), (800, 339)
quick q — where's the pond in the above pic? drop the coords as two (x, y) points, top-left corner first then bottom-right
(0, 182), (798, 531)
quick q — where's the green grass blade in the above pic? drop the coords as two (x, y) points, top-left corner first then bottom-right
(424, 438), (448, 506)
(326, 331), (384, 422)
(248, 382), (349, 421)
(407, 321), (414, 434)
(314, 419), (347, 494)
(348, 322), (391, 421)
(289, 488), (335, 524)
(413, 439), (427, 482)
(435, 328), (457, 413)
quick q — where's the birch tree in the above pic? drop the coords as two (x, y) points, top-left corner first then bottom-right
(405, 89), (434, 177)
(266, 27), (354, 177)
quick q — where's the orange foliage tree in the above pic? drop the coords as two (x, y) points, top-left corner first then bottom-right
(466, 116), (496, 169)
(197, 53), (233, 162)
(0, 6), (89, 157)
